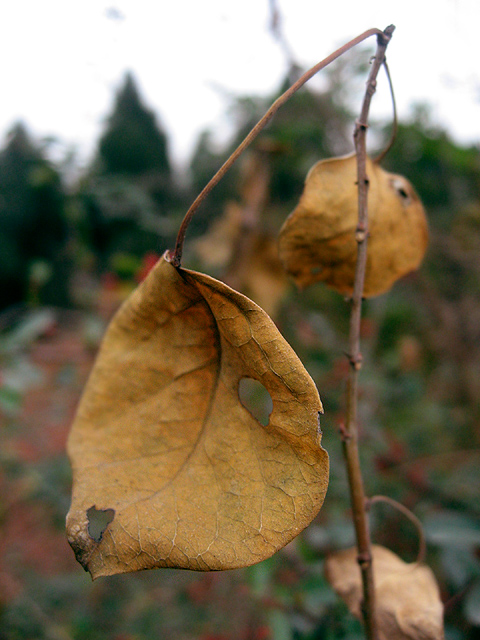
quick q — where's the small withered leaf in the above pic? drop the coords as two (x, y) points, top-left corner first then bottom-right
(239, 234), (288, 319)
(195, 203), (288, 318)
(325, 545), (444, 640)
(66, 254), (328, 579)
(278, 154), (428, 297)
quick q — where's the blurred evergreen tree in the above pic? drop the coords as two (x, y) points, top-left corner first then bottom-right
(80, 72), (181, 271)
(97, 72), (171, 183)
(0, 123), (69, 310)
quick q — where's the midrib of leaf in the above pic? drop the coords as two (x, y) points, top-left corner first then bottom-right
(134, 281), (223, 502)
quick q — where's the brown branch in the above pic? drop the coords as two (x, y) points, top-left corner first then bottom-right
(166, 27), (385, 268)
(342, 24), (395, 640)
(367, 495), (426, 565)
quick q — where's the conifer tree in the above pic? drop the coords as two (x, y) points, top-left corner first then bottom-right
(81, 73), (178, 270)
(0, 123), (68, 309)
(97, 72), (171, 181)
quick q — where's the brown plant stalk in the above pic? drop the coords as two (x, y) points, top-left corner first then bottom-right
(166, 23), (396, 638)
(342, 24), (395, 640)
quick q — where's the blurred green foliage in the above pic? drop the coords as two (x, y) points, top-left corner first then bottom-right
(0, 124), (69, 309)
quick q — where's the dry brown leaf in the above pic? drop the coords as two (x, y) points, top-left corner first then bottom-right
(325, 545), (444, 640)
(235, 235), (288, 319)
(278, 154), (428, 297)
(195, 147), (288, 318)
(194, 202), (243, 269)
(66, 254), (328, 578)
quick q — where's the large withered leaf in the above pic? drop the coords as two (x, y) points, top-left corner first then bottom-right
(325, 545), (444, 640)
(278, 154), (428, 297)
(66, 254), (328, 578)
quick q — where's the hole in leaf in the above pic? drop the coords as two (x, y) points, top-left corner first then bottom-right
(317, 411), (323, 435)
(390, 178), (411, 206)
(87, 506), (115, 542)
(238, 377), (273, 426)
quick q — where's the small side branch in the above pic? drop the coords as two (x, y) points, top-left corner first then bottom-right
(367, 495), (426, 565)
(342, 24), (395, 640)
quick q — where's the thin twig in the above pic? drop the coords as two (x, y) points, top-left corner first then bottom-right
(342, 24), (395, 640)
(374, 60), (398, 164)
(367, 495), (427, 565)
(166, 27), (384, 268)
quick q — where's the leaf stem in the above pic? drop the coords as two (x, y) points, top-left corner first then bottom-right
(374, 60), (398, 164)
(342, 24), (395, 640)
(167, 27), (385, 268)
(367, 495), (426, 565)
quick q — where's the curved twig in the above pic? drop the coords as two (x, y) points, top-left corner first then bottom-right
(367, 495), (427, 565)
(374, 60), (398, 163)
(166, 27), (385, 268)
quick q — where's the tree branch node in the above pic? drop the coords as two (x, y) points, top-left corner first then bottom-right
(338, 422), (352, 441)
(357, 551), (372, 568)
(355, 227), (368, 243)
(354, 119), (369, 134)
(348, 352), (363, 370)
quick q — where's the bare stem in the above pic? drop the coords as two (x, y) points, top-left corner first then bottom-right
(341, 24), (395, 640)
(167, 27), (384, 268)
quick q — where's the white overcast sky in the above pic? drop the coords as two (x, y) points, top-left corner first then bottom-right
(1, 0), (479, 171)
